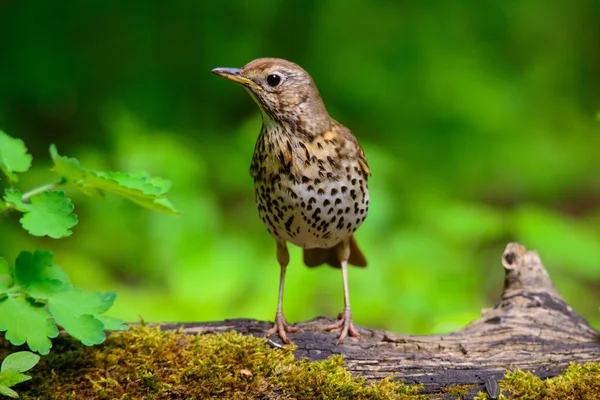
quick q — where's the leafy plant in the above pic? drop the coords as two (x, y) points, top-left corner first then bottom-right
(0, 131), (178, 239)
(0, 130), (179, 355)
(0, 250), (127, 355)
(0, 352), (40, 398)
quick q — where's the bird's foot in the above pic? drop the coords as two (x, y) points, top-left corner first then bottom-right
(265, 313), (302, 344)
(326, 309), (360, 344)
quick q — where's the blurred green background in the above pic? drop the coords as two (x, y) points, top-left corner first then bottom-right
(1, 1), (599, 334)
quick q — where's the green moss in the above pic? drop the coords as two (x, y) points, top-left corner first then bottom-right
(440, 383), (476, 399)
(0, 326), (424, 399)
(473, 362), (600, 400)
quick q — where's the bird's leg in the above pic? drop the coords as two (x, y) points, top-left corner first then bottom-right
(266, 241), (302, 343)
(326, 240), (360, 344)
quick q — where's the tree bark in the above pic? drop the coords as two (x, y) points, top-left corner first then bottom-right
(159, 243), (600, 398)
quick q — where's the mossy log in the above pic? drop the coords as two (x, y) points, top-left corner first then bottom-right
(2, 242), (599, 398)
(156, 242), (600, 398)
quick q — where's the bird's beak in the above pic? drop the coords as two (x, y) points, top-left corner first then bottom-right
(211, 67), (256, 87)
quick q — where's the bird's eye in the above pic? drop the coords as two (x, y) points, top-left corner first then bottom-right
(266, 74), (282, 87)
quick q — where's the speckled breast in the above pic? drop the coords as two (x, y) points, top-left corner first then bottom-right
(254, 162), (369, 249)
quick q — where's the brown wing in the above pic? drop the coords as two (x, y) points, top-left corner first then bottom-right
(356, 142), (371, 178)
(295, 121), (370, 180)
(341, 126), (371, 179)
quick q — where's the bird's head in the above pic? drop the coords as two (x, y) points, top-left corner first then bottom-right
(212, 58), (329, 129)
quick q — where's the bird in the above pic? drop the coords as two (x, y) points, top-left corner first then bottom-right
(212, 58), (370, 344)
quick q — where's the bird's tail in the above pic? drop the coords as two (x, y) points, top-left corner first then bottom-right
(303, 235), (367, 268)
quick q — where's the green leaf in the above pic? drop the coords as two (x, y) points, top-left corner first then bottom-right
(17, 191), (78, 238)
(0, 296), (58, 355)
(0, 371), (31, 388)
(57, 313), (105, 346)
(83, 172), (179, 214)
(48, 288), (126, 346)
(0, 131), (32, 182)
(0, 384), (19, 398)
(95, 171), (171, 195)
(50, 145), (179, 214)
(3, 189), (27, 211)
(14, 250), (70, 299)
(97, 315), (129, 331)
(121, 192), (179, 214)
(0, 258), (12, 292)
(49, 144), (86, 182)
(1, 352), (39, 373)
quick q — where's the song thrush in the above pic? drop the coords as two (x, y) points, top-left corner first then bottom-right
(212, 58), (370, 344)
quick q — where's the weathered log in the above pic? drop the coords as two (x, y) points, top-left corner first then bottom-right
(159, 243), (600, 398)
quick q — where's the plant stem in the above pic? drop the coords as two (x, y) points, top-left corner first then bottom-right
(21, 183), (60, 201)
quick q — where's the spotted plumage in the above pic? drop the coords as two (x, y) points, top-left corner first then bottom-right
(212, 58), (371, 344)
(251, 121), (369, 251)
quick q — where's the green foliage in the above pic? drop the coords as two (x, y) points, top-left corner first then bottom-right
(0, 1), (599, 335)
(0, 250), (127, 355)
(5, 189), (77, 239)
(0, 132), (177, 238)
(0, 132), (32, 183)
(50, 145), (179, 215)
(0, 351), (40, 398)
(0, 130), (178, 356)
(0, 295), (57, 356)
(48, 289), (126, 345)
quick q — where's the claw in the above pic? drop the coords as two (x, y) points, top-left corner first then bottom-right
(326, 309), (360, 344)
(265, 313), (302, 344)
